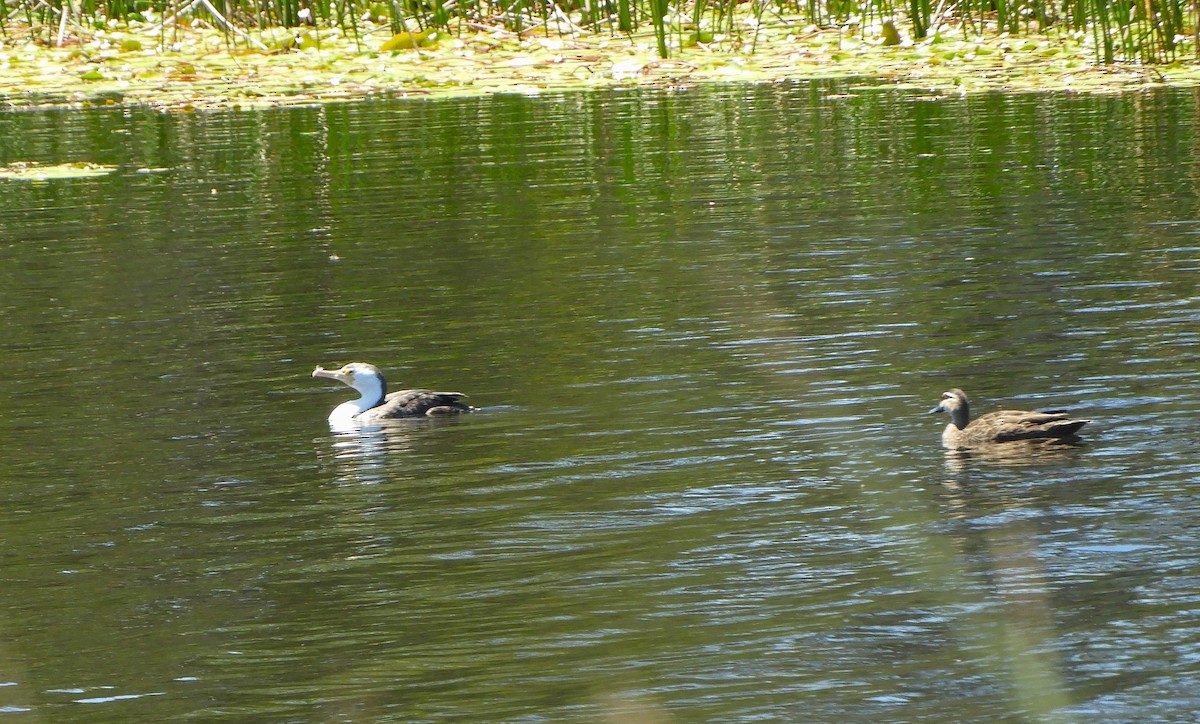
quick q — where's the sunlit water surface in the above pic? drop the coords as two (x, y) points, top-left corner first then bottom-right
(1, 84), (1199, 721)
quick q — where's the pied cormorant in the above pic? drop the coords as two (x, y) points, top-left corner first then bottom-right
(312, 362), (473, 424)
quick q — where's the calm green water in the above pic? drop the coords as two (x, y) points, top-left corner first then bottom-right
(1, 84), (1199, 722)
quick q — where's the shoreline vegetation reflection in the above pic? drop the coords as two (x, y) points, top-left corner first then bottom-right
(1, 81), (1199, 722)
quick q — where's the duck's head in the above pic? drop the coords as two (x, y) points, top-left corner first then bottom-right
(312, 362), (388, 400)
(930, 388), (968, 415)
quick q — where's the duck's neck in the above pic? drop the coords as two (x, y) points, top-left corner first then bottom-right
(950, 401), (970, 430)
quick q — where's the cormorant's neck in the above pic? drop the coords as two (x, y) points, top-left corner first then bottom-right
(352, 378), (386, 410)
(327, 375), (386, 424)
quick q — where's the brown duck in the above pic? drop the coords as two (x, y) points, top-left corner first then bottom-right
(930, 388), (1090, 448)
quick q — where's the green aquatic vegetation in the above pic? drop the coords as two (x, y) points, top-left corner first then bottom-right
(0, 15), (1198, 110)
(0, 0), (1198, 65)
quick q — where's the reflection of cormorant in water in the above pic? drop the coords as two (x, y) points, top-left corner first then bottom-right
(317, 415), (467, 486)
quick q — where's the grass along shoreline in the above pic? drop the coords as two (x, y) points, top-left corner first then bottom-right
(1, 14), (1198, 110)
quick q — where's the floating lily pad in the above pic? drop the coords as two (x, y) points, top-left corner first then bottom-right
(0, 161), (119, 181)
(381, 30), (439, 51)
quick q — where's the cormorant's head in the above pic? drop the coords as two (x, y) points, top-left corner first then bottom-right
(312, 362), (388, 399)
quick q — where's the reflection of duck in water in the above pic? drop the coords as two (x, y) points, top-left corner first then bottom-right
(930, 388), (1089, 449)
(312, 362), (474, 425)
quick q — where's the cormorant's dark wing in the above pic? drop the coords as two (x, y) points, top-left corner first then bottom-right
(373, 389), (473, 418)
